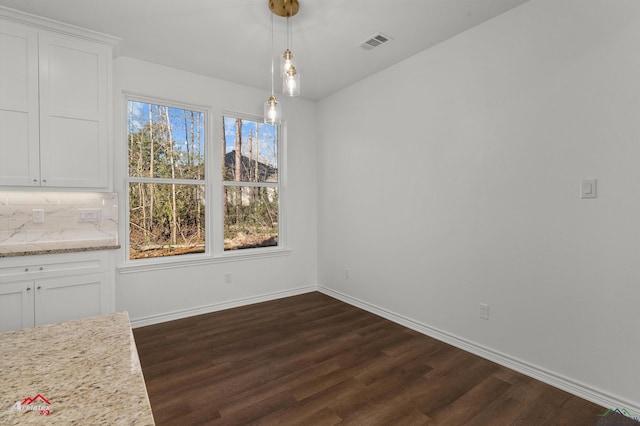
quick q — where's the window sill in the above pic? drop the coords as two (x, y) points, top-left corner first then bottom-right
(118, 247), (291, 274)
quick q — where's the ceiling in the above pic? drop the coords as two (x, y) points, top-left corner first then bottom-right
(0, 0), (530, 101)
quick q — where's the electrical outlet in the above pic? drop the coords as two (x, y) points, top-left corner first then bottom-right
(78, 208), (101, 223)
(32, 209), (44, 224)
(224, 273), (232, 284)
(480, 303), (489, 320)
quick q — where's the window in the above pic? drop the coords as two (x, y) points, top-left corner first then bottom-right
(125, 99), (284, 264)
(127, 99), (206, 260)
(222, 115), (280, 251)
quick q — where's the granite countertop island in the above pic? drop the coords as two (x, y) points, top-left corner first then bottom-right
(0, 312), (155, 425)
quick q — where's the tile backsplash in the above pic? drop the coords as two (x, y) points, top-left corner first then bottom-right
(0, 191), (119, 254)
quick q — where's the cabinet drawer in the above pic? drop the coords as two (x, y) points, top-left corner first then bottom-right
(0, 253), (108, 282)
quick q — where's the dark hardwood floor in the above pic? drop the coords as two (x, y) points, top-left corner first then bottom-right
(133, 292), (634, 425)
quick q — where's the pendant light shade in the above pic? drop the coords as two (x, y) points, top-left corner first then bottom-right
(283, 64), (300, 97)
(264, 95), (281, 125)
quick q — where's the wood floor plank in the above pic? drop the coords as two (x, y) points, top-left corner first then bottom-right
(133, 292), (636, 425)
(465, 397), (525, 426)
(428, 375), (512, 424)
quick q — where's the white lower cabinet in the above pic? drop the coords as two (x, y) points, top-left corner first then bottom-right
(0, 281), (34, 332)
(0, 252), (114, 332)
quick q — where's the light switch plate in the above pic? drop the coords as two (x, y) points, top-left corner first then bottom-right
(480, 303), (489, 320)
(581, 178), (597, 199)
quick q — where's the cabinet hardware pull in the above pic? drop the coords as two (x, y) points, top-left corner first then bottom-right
(26, 287), (31, 291)
(39, 267), (44, 271)
(37, 286), (42, 290)
(25, 268), (29, 272)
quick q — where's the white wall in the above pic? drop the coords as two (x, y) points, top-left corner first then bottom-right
(113, 57), (318, 325)
(317, 0), (640, 411)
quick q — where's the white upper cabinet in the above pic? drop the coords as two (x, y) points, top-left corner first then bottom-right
(0, 20), (40, 187)
(39, 34), (111, 188)
(0, 13), (115, 189)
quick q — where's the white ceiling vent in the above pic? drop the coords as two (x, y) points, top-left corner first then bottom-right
(359, 33), (391, 50)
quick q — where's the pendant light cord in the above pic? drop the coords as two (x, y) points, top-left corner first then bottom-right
(287, 16), (291, 52)
(271, 12), (275, 97)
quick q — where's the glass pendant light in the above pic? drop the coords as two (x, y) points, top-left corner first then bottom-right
(264, 13), (281, 124)
(264, 95), (281, 125)
(281, 15), (300, 97)
(283, 64), (300, 97)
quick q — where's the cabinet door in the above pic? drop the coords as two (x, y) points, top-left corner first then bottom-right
(0, 281), (35, 332)
(38, 33), (109, 188)
(35, 272), (109, 326)
(0, 20), (40, 186)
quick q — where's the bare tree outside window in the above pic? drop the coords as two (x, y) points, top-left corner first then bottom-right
(126, 104), (280, 259)
(127, 100), (206, 259)
(222, 116), (279, 250)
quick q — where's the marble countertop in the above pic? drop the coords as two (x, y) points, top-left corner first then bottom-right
(0, 312), (155, 425)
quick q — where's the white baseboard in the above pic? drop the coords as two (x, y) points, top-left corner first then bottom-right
(129, 285), (317, 328)
(318, 285), (639, 416)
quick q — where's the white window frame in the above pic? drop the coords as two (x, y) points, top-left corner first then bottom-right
(119, 99), (288, 274)
(215, 111), (286, 258)
(123, 94), (211, 267)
